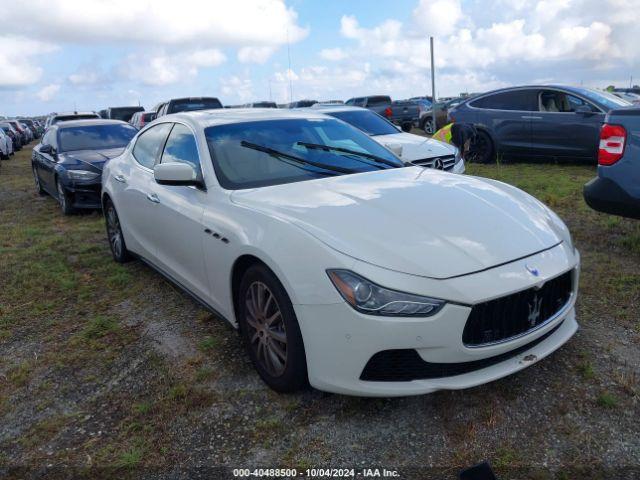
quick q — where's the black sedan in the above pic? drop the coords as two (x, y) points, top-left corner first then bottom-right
(449, 85), (633, 163)
(32, 120), (137, 214)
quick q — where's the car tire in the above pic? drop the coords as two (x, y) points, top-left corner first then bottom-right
(104, 199), (132, 263)
(237, 264), (308, 393)
(33, 165), (45, 196)
(467, 130), (495, 164)
(56, 177), (75, 215)
(421, 118), (435, 135)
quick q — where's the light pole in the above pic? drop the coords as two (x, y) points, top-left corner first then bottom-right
(430, 36), (436, 135)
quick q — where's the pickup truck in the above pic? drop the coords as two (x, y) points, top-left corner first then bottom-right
(345, 96), (420, 131)
(583, 108), (640, 219)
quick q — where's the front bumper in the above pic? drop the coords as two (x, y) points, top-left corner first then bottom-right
(584, 176), (640, 220)
(295, 246), (580, 397)
(66, 181), (103, 209)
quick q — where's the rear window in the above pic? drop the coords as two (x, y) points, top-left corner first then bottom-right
(109, 107), (144, 122)
(328, 110), (398, 136)
(58, 124), (138, 152)
(169, 98), (223, 114)
(53, 114), (100, 123)
(367, 96), (391, 106)
(470, 90), (536, 111)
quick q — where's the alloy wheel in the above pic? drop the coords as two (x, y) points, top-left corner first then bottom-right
(244, 281), (288, 377)
(57, 180), (67, 210)
(106, 206), (123, 258)
(33, 166), (41, 192)
(423, 119), (435, 135)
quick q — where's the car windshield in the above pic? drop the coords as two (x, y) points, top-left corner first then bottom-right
(205, 118), (403, 190)
(110, 108), (143, 122)
(58, 124), (137, 152)
(574, 88), (632, 109)
(170, 98), (222, 113)
(327, 110), (399, 136)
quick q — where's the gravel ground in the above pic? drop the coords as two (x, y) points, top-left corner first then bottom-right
(0, 145), (638, 480)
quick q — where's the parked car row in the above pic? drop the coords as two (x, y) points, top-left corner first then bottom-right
(0, 118), (43, 162)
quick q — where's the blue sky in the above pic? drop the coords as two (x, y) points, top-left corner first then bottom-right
(0, 0), (638, 116)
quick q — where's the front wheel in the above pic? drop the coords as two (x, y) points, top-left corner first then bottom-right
(56, 178), (75, 215)
(104, 199), (132, 263)
(237, 265), (308, 393)
(33, 165), (45, 195)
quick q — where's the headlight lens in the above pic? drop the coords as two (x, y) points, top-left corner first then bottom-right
(327, 269), (445, 317)
(67, 170), (100, 181)
(454, 147), (463, 164)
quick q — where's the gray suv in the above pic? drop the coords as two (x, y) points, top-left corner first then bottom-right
(449, 85), (632, 163)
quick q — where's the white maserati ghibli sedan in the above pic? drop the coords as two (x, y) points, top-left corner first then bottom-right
(102, 109), (580, 396)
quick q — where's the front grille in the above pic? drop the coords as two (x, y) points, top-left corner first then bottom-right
(411, 154), (456, 171)
(462, 270), (573, 347)
(360, 321), (563, 382)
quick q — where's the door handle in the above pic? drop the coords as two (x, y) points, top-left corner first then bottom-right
(521, 115), (543, 120)
(114, 174), (126, 183)
(146, 193), (160, 203)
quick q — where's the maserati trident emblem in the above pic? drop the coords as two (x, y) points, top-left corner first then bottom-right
(433, 158), (444, 170)
(527, 294), (543, 327)
(525, 264), (539, 277)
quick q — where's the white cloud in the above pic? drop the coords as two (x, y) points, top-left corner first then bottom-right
(0, 0), (307, 50)
(219, 75), (254, 102)
(412, 0), (463, 37)
(0, 36), (56, 87)
(238, 46), (277, 64)
(319, 0), (640, 98)
(36, 84), (60, 101)
(119, 48), (227, 86)
(319, 48), (348, 61)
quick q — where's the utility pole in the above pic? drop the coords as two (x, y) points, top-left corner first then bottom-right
(430, 36), (436, 135)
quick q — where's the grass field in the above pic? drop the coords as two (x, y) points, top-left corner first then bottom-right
(1, 145), (639, 479)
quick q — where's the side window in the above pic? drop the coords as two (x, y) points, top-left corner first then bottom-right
(354, 98), (365, 107)
(538, 90), (598, 113)
(470, 90), (535, 111)
(160, 123), (202, 180)
(132, 123), (172, 169)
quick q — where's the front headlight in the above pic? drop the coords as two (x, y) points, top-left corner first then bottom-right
(67, 170), (100, 181)
(327, 269), (445, 317)
(454, 147), (463, 164)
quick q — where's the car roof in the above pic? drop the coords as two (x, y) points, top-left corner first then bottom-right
(160, 108), (333, 129)
(54, 119), (130, 129)
(308, 105), (368, 113)
(53, 111), (99, 118)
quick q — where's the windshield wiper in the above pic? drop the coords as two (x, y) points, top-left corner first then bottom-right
(296, 142), (399, 168)
(240, 141), (358, 175)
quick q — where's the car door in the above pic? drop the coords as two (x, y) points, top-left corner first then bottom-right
(530, 89), (605, 161)
(115, 122), (173, 260)
(149, 122), (210, 300)
(469, 89), (537, 158)
(36, 129), (60, 192)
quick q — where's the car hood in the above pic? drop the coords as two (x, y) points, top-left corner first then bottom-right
(60, 147), (126, 171)
(373, 133), (455, 161)
(230, 167), (567, 279)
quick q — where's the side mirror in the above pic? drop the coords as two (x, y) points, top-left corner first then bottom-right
(575, 105), (594, 116)
(40, 144), (52, 154)
(154, 162), (202, 187)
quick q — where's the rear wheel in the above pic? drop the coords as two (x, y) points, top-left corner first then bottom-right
(237, 264), (308, 393)
(56, 178), (75, 215)
(104, 199), (132, 263)
(466, 130), (494, 164)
